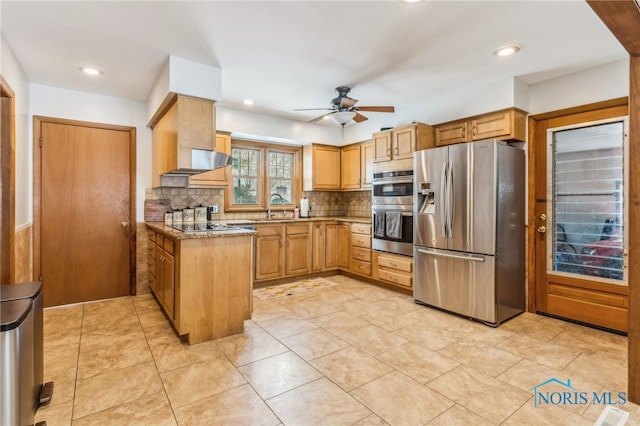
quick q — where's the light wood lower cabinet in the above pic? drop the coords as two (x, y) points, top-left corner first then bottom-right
(255, 225), (284, 281)
(156, 245), (175, 320)
(325, 222), (350, 270)
(286, 224), (311, 276)
(338, 224), (351, 269)
(147, 226), (253, 344)
(148, 229), (175, 319)
(253, 220), (415, 293)
(373, 251), (413, 290)
(350, 223), (372, 277)
(311, 222), (325, 272)
(255, 223), (311, 282)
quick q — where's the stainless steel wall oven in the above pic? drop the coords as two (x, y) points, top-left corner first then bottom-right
(372, 170), (413, 256)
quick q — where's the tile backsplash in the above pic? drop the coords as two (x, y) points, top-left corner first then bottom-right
(145, 188), (371, 220)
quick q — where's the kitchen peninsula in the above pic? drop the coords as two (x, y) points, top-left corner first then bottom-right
(145, 222), (255, 344)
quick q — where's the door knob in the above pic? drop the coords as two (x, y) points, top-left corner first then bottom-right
(538, 214), (546, 221)
(537, 226), (547, 234)
(121, 221), (129, 228)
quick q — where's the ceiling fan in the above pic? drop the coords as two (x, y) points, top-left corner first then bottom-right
(294, 86), (395, 126)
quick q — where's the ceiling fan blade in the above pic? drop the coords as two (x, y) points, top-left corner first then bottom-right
(309, 112), (333, 123)
(294, 108), (333, 111)
(339, 97), (358, 108)
(353, 113), (368, 123)
(355, 106), (395, 113)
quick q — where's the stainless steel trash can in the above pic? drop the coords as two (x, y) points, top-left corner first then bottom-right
(1, 298), (36, 426)
(1, 281), (45, 406)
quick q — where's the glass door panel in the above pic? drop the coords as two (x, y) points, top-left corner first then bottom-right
(548, 120), (627, 284)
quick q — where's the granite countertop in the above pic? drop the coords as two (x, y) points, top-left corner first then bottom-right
(146, 216), (371, 240)
(251, 216), (371, 224)
(146, 222), (257, 240)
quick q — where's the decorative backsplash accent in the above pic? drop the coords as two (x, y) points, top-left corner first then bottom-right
(145, 188), (371, 220)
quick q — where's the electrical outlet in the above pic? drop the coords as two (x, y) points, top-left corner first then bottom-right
(210, 204), (219, 214)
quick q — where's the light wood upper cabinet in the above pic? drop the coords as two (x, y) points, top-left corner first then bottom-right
(433, 121), (468, 146)
(151, 94), (217, 188)
(341, 144), (362, 189)
(303, 144), (341, 190)
(435, 108), (527, 146)
(393, 126), (417, 160)
(372, 123), (434, 163)
(361, 142), (374, 188)
(373, 131), (393, 162)
(340, 141), (373, 190)
(188, 132), (231, 187)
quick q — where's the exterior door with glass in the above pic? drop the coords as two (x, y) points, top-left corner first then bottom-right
(533, 109), (629, 333)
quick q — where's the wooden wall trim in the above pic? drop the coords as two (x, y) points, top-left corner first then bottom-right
(529, 97), (628, 121)
(587, 0), (640, 55)
(0, 74), (16, 283)
(628, 54), (640, 403)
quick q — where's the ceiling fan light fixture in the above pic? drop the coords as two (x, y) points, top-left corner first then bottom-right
(331, 111), (356, 125)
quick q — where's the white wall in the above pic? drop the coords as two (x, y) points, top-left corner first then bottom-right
(217, 106), (343, 146)
(344, 77), (527, 144)
(528, 59), (629, 114)
(29, 84), (152, 222)
(1, 36), (31, 228)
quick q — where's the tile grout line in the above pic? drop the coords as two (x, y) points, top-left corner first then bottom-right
(132, 296), (180, 425)
(69, 303), (85, 424)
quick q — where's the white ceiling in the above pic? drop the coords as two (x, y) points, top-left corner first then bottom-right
(0, 1), (627, 126)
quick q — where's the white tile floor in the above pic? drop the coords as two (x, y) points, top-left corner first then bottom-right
(36, 275), (638, 425)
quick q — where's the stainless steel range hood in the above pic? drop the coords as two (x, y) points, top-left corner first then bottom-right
(162, 148), (233, 176)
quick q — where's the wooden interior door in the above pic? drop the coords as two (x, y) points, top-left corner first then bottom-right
(37, 118), (134, 307)
(531, 101), (629, 332)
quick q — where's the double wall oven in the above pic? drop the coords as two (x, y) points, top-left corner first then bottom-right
(372, 170), (413, 256)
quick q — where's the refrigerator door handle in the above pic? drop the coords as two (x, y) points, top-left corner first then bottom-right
(417, 248), (485, 262)
(440, 161), (448, 238)
(447, 161), (454, 237)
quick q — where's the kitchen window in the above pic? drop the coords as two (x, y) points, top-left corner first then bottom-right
(225, 140), (302, 212)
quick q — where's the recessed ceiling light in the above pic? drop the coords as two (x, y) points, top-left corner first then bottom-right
(399, 0), (425, 3)
(79, 67), (103, 76)
(493, 45), (522, 57)
(243, 99), (254, 105)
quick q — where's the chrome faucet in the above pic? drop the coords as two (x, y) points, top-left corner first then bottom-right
(268, 193), (285, 219)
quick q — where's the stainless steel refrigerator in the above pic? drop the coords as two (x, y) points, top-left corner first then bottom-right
(413, 139), (525, 325)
